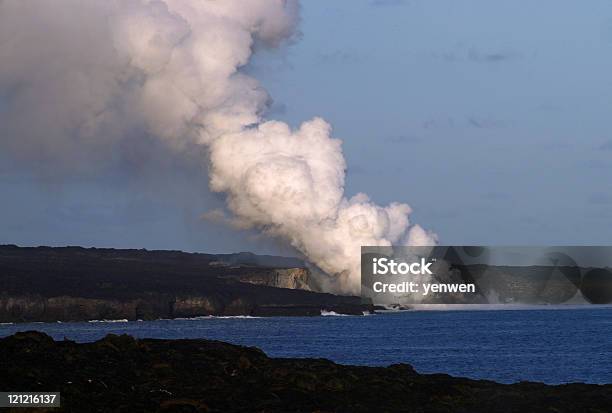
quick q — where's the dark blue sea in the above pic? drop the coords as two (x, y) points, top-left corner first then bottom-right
(1, 308), (611, 385)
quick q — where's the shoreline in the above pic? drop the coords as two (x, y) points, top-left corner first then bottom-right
(2, 304), (612, 325)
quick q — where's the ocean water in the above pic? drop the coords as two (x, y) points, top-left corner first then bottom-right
(1, 308), (611, 385)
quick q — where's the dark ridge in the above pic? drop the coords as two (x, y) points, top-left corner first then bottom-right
(0, 245), (372, 322)
(1, 331), (610, 413)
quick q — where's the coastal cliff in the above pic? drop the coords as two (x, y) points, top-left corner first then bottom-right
(0, 245), (370, 322)
(233, 268), (312, 290)
(1, 331), (610, 413)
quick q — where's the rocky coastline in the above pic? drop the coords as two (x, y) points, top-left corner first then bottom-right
(0, 245), (374, 322)
(1, 331), (610, 413)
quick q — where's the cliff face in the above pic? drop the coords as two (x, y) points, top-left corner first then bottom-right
(0, 245), (370, 322)
(0, 294), (175, 322)
(234, 268), (312, 291)
(1, 331), (610, 413)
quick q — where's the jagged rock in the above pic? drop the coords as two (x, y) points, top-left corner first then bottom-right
(0, 332), (610, 413)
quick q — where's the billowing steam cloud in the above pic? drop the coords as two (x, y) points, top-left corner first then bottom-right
(0, 0), (436, 293)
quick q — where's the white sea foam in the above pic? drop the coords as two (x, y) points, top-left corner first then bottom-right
(320, 310), (351, 317)
(406, 304), (612, 311)
(171, 315), (260, 320)
(88, 319), (129, 323)
(362, 311), (375, 316)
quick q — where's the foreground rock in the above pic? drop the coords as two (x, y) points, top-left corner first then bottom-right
(0, 245), (373, 322)
(1, 332), (610, 413)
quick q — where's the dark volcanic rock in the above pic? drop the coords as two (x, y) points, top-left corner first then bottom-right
(0, 332), (610, 413)
(0, 245), (372, 322)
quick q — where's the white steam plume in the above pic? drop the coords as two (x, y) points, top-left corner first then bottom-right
(0, 0), (436, 294)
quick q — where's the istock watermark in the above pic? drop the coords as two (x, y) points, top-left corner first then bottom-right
(372, 257), (434, 275)
(361, 246), (612, 306)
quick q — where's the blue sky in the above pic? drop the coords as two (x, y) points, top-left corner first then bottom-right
(251, 0), (612, 246)
(2, 0), (612, 252)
